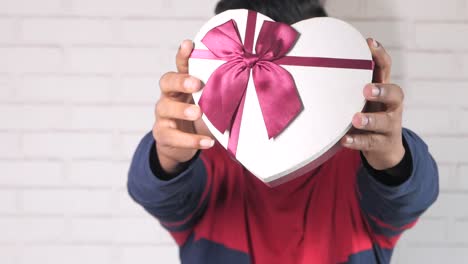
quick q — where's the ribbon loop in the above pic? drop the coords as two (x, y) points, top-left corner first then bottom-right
(199, 16), (302, 147)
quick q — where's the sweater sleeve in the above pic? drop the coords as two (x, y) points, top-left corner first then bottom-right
(357, 128), (439, 246)
(127, 132), (212, 233)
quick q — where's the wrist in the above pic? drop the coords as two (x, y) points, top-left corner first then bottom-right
(155, 145), (182, 175)
(363, 143), (405, 170)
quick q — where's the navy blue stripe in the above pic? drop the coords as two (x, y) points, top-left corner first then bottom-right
(180, 234), (250, 264)
(341, 247), (393, 264)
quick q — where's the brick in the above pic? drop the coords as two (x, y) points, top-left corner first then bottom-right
(325, 0), (364, 18)
(121, 246), (179, 264)
(0, 105), (67, 130)
(113, 218), (173, 244)
(21, 190), (113, 215)
(68, 0), (118, 15)
(22, 133), (114, 159)
(67, 48), (166, 74)
(459, 165), (468, 191)
(415, 23), (468, 51)
(406, 52), (463, 79)
(0, 217), (66, 242)
(0, 133), (22, 158)
(460, 111), (468, 133)
(0, 0), (63, 15)
(0, 47), (63, 73)
(117, 133), (149, 160)
(425, 137), (468, 163)
(22, 18), (114, 44)
(403, 107), (456, 135)
(386, 49), (405, 78)
(19, 246), (112, 264)
(0, 161), (63, 186)
(0, 18), (15, 43)
(463, 54), (468, 77)
(69, 106), (152, 131)
(115, 189), (148, 216)
(0, 74), (14, 101)
(0, 245), (20, 264)
(437, 164), (455, 190)
(68, 161), (127, 187)
(117, 76), (160, 103)
(349, 21), (408, 48)
(404, 81), (468, 107)
(404, 217), (447, 243)
(69, 218), (114, 242)
(452, 220), (468, 243)
(426, 193), (468, 218)
(121, 19), (204, 46)
(69, 217), (171, 243)
(157, 0), (219, 18)
(70, 0), (217, 17)
(18, 75), (112, 103)
(398, 247), (468, 263)
(365, 0), (464, 20)
(0, 190), (17, 213)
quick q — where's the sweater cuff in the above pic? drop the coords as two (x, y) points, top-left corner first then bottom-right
(149, 142), (201, 181)
(361, 132), (413, 187)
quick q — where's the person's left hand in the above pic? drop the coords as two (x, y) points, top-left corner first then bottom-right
(341, 38), (406, 170)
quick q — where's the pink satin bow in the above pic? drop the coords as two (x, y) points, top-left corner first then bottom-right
(198, 19), (303, 142)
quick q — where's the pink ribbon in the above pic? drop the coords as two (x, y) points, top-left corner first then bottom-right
(191, 11), (374, 156)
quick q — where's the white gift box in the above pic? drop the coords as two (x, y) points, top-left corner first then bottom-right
(189, 9), (373, 186)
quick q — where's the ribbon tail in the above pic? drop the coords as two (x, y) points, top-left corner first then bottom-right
(253, 62), (303, 139)
(199, 60), (251, 134)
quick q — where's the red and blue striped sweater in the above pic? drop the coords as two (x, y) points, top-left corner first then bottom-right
(128, 129), (438, 264)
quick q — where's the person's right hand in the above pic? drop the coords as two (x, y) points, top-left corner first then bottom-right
(154, 40), (214, 174)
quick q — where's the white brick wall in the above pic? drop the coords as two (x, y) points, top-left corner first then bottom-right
(0, 0), (466, 263)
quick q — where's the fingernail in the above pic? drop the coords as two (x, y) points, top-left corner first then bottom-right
(372, 39), (379, 48)
(361, 115), (369, 127)
(184, 77), (198, 91)
(184, 106), (199, 118)
(200, 139), (215, 148)
(371, 86), (381, 97)
(346, 136), (354, 145)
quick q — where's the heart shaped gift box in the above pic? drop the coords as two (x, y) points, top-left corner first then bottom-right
(189, 9), (373, 186)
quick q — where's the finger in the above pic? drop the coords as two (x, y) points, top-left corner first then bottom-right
(156, 98), (202, 121)
(352, 112), (394, 134)
(341, 133), (386, 152)
(159, 72), (201, 95)
(176, 40), (194, 73)
(155, 127), (215, 150)
(363, 83), (404, 109)
(367, 38), (392, 83)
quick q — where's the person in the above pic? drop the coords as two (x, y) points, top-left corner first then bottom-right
(127, 0), (439, 263)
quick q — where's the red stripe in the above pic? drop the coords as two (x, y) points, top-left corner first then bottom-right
(225, 10), (257, 156)
(276, 56), (375, 70)
(369, 214), (418, 232)
(374, 233), (401, 249)
(191, 50), (374, 71)
(227, 90), (247, 156)
(244, 10), (257, 53)
(170, 229), (193, 246)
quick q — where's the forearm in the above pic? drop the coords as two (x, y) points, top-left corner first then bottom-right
(358, 128), (439, 229)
